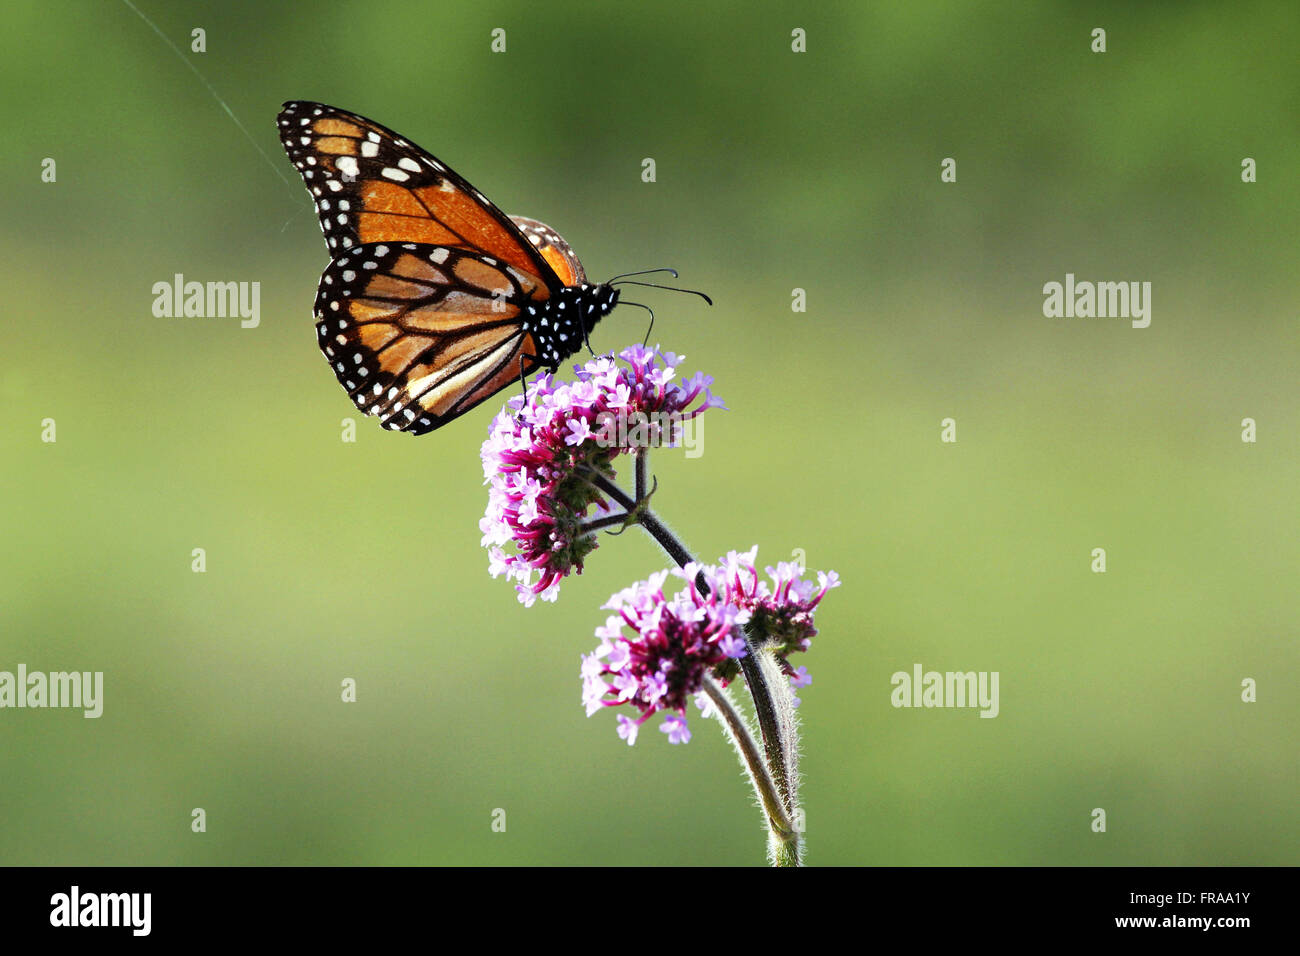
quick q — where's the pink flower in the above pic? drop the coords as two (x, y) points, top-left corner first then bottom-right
(581, 566), (749, 743)
(583, 549), (840, 741)
(706, 548), (840, 668)
(480, 346), (722, 606)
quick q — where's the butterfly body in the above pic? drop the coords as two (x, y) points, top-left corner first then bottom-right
(517, 281), (620, 370)
(277, 101), (621, 434)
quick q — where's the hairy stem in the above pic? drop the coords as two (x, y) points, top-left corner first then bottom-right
(635, 447), (648, 503)
(739, 646), (792, 812)
(702, 677), (798, 864)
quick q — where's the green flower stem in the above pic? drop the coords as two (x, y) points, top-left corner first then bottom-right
(635, 447), (649, 502)
(582, 513), (638, 533)
(587, 471), (701, 588)
(702, 677), (799, 864)
(739, 640), (796, 813)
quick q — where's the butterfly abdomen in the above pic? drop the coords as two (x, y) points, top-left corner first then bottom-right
(524, 283), (620, 370)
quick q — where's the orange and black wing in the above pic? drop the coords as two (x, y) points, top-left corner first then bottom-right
(315, 241), (549, 434)
(277, 100), (563, 292)
(510, 215), (587, 287)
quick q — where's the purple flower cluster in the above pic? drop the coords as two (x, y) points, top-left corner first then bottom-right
(582, 567), (750, 746)
(713, 547), (840, 668)
(583, 548), (839, 743)
(479, 345), (723, 606)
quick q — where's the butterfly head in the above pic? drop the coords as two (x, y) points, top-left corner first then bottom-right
(598, 283), (621, 313)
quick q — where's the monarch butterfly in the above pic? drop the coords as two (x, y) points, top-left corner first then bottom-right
(277, 101), (706, 435)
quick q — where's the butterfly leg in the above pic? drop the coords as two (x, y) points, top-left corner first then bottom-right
(514, 351), (556, 412)
(515, 353), (536, 411)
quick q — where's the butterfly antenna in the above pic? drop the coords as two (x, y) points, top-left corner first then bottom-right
(606, 267), (680, 283)
(609, 279), (713, 307)
(620, 300), (656, 345)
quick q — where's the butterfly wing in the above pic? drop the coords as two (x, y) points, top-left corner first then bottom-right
(316, 242), (547, 434)
(277, 100), (562, 291)
(277, 101), (575, 433)
(510, 215), (587, 287)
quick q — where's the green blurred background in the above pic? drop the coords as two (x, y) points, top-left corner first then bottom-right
(2, 0), (1296, 865)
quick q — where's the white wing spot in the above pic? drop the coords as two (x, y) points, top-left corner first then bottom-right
(381, 167), (410, 182)
(336, 156), (359, 177)
(398, 157), (421, 173)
